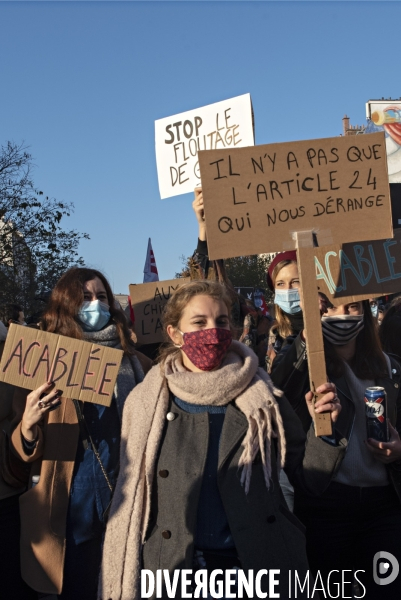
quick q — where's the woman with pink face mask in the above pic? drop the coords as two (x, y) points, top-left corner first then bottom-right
(99, 280), (341, 600)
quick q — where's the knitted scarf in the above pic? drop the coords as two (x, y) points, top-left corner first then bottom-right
(84, 324), (145, 417)
(99, 341), (286, 600)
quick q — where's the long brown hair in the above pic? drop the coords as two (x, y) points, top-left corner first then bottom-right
(271, 259), (298, 338)
(158, 280), (233, 365)
(41, 267), (135, 354)
(325, 299), (388, 379)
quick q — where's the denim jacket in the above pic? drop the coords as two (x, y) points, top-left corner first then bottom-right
(67, 399), (120, 544)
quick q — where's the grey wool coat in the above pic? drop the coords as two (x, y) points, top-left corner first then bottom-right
(140, 395), (344, 600)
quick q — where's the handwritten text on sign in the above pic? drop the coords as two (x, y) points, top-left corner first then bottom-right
(0, 324), (123, 407)
(198, 132), (392, 260)
(308, 228), (401, 305)
(155, 94), (254, 199)
(129, 278), (190, 345)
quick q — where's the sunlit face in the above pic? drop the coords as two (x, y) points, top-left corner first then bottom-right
(274, 262), (300, 290)
(167, 294), (230, 344)
(325, 301), (364, 316)
(83, 277), (109, 307)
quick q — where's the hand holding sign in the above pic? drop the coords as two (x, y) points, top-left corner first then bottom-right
(21, 381), (62, 442)
(305, 382), (341, 423)
(192, 187), (206, 241)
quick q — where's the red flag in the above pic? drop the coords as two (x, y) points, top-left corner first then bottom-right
(128, 295), (135, 325)
(143, 238), (159, 283)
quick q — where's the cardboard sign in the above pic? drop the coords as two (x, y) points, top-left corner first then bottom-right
(155, 94), (254, 199)
(306, 228), (401, 306)
(296, 232), (332, 437)
(129, 278), (190, 345)
(0, 324), (123, 407)
(198, 132), (392, 260)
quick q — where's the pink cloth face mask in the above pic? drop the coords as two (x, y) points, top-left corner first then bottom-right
(178, 327), (233, 371)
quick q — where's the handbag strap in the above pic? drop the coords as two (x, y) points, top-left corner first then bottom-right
(73, 400), (113, 493)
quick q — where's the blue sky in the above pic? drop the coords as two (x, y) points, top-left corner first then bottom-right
(1, 1), (400, 293)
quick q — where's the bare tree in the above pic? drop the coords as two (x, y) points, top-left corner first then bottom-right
(0, 141), (89, 316)
(175, 252), (274, 303)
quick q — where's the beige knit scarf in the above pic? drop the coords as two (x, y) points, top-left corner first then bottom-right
(99, 341), (286, 600)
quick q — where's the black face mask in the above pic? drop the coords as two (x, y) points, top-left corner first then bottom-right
(288, 311), (304, 334)
(321, 314), (364, 345)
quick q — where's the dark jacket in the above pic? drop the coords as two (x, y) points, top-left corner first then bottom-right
(6, 348), (152, 595)
(142, 393), (343, 599)
(270, 333), (401, 499)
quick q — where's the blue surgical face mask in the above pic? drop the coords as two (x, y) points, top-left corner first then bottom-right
(274, 288), (302, 315)
(78, 300), (111, 332)
(371, 305), (378, 318)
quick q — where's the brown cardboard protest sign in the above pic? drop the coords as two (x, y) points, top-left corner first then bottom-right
(0, 324), (123, 407)
(129, 278), (190, 345)
(296, 232), (332, 437)
(198, 132), (392, 260)
(305, 228), (401, 306)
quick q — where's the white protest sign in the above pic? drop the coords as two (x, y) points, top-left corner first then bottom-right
(155, 94), (254, 199)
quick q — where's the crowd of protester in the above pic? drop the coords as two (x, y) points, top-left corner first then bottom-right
(1, 189), (401, 600)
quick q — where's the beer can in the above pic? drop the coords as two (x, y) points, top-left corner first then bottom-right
(365, 386), (389, 442)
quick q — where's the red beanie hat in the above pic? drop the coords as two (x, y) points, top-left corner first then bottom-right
(267, 250), (298, 291)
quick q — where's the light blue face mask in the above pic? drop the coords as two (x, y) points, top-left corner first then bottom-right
(274, 288), (302, 315)
(78, 300), (111, 332)
(371, 305), (378, 318)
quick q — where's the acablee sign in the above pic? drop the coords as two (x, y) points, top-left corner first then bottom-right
(0, 324), (123, 406)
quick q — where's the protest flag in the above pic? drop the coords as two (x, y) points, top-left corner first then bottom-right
(143, 238), (159, 283)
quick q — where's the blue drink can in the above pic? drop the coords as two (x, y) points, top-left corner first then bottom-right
(365, 386), (389, 442)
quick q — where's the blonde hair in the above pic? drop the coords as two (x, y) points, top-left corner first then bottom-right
(271, 259), (298, 338)
(158, 280), (233, 365)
